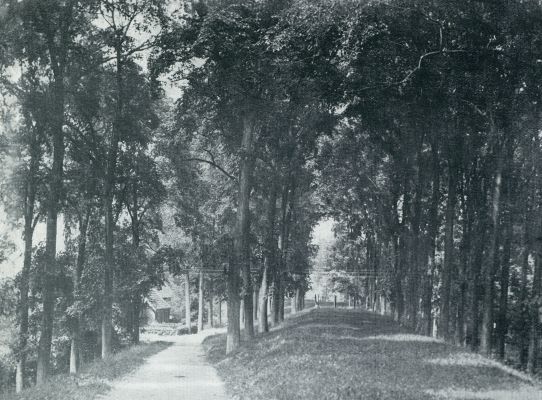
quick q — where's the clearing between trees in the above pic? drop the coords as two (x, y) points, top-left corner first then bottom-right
(203, 308), (542, 400)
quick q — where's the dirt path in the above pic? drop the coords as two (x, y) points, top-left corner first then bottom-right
(98, 329), (228, 400)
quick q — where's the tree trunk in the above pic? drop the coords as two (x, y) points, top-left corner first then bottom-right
(183, 271), (191, 332)
(258, 266), (269, 333)
(218, 299), (222, 326)
(70, 207), (90, 374)
(407, 147), (424, 330)
(252, 287), (258, 323)
(208, 278), (214, 328)
(271, 277), (280, 325)
(527, 210), (542, 373)
(209, 295), (214, 328)
(229, 115), (256, 351)
(279, 285), (285, 322)
(497, 201), (513, 359)
(36, 77), (65, 384)
(226, 252), (241, 354)
(422, 142), (440, 336)
(297, 288), (304, 312)
(102, 45), (124, 360)
(440, 166), (457, 340)
(198, 270), (204, 333)
(132, 299), (141, 344)
(519, 212), (531, 367)
(16, 138), (39, 391)
(480, 161), (503, 356)
(455, 176), (471, 347)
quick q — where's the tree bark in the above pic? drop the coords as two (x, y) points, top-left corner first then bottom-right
(198, 270), (204, 332)
(424, 145), (440, 336)
(527, 210), (542, 373)
(218, 299), (222, 326)
(208, 278), (214, 328)
(16, 131), (39, 391)
(258, 264), (269, 333)
(70, 206), (90, 375)
(228, 115), (256, 351)
(252, 287), (258, 323)
(519, 210), (531, 367)
(497, 199), (513, 359)
(185, 271), (191, 332)
(102, 44), (124, 360)
(36, 76), (66, 384)
(226, 247), (241, 353)
(480, 158), (503, 356)
(440, 165), (457, 340)
(455, 174), (471, 346)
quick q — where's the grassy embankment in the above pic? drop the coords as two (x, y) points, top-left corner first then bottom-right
(0, 341), (170, 400)
(203, 308), (542, 400)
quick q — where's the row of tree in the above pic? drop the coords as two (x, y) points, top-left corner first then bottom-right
(0, 0), (319, 392)
(316, 0), (542, 373)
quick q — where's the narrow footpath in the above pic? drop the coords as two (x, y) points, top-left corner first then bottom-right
(98, 329), (228, 400)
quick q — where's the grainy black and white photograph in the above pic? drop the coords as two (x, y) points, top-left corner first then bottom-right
(1, 0), (542, 399)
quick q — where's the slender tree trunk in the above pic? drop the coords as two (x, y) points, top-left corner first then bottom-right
(407, 148), (424, 330)
(226, 247), (241, 354)
(258, 265), (269, 333)
(102, 45), (123, 359)
(392, 235), (403, 322)
(229, 115), (256, 350)
(70, 207), (90, 374)
(208, 278), (214, 328)
(132, 299), (141, 344)
(279, 286), (285, 322)
(527, 209), (542, 373)
(440, 166), (457, 340)
(218, 299), (222, 326)
(16, 141), (39, 391)
(519, 210), (531, 367)
(198, 270), (204, 332)
(423, 142), (440, 336)
(252, 287), (258, 323)
(209, 295), (214, 328)
(185, 271), (191, 332)
(455, 176), (471, 346)
(36, 77), (65, 384)
(480, 160), (503, 356)
(271, 277), (280, 325)
(497, 200), (513, 359)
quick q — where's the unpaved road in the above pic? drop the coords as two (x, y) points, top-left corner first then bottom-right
(98, 329), (228, 400)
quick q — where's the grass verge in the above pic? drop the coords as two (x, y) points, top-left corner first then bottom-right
(202, 308), (542, 400)
(0, 341), (170, 400)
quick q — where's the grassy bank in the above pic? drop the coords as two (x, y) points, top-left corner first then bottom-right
(203, 308), (541, 400)
(0, 341), (170, 400)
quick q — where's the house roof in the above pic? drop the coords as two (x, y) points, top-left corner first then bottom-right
(145, 288), (171, 311)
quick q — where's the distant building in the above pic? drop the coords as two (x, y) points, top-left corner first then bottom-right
(142, 285), (173, 324)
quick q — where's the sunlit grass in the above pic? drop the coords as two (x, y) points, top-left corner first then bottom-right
(203, 308), (542, 400)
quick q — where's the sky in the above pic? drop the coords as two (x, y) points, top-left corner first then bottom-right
(0, 216), (65, 279)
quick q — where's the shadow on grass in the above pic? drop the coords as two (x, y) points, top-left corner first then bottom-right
(203, 308), (541, 400)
